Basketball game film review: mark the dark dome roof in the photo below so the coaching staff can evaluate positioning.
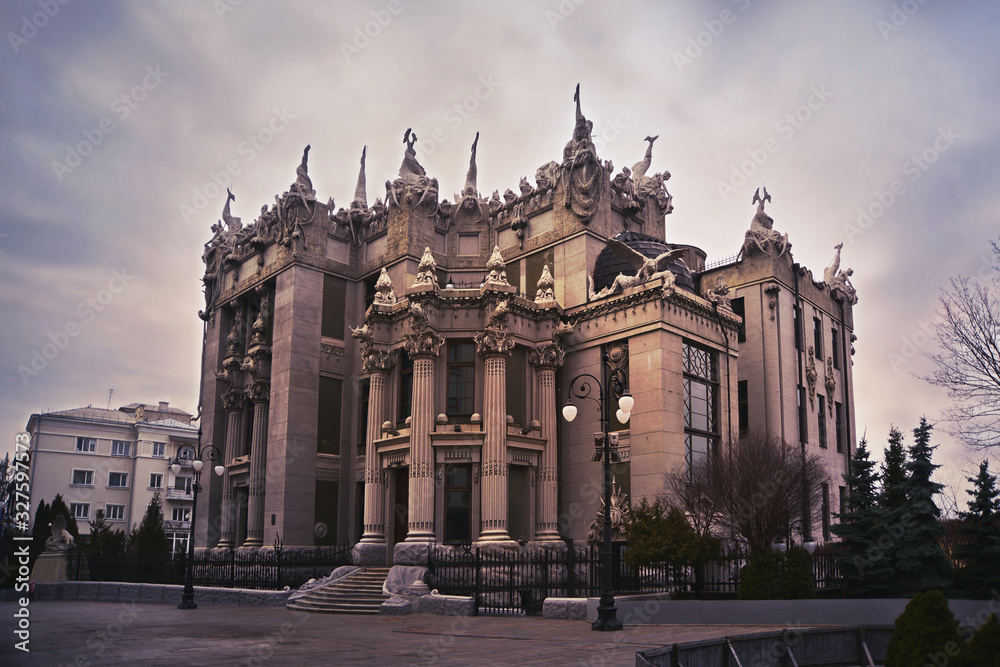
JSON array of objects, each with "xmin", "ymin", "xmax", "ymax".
[{"xmin": 593, "ymin": 231, "xmax": 696, "ymax": 294}]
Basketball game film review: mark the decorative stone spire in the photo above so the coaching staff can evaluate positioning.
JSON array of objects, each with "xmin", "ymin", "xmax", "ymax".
[
  {"xmin": 463, "ymin": 132, "xmax": 479, "ymax": 201},
  {"xmin": 353, "ymin": 146, "xmax": 368, "ymax": 207},
  {"xmin": 484, "ymin": 246, "xmax": 509, "ymax": 285},
  {"xmin": 413, "ymin": 247, "xmax": 438, "ymax": 287},
  {"xmin": 373, "ymin": 267, "xmax": 397, "ymax": 304},
  {"xmin": 535, "ymin": 264, "xmax": 555, "ymax": 303}
]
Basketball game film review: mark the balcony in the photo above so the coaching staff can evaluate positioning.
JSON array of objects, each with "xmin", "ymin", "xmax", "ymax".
[
  {"xmin": 164, "ymin": 520, "xmax": 191, "ymax": 531},
  {"xmin": 168, "ymin": 457, "xmax": 194, "ymax": 469},
  {"xmin": 166, "ymin": 487, "xmax": 193, "ymax": 501}
]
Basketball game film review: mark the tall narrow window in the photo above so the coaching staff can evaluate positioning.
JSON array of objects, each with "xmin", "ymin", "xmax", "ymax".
[
  {"xmin": 818, "ymin": 395, "xmax": 827, "ymax": 447},
  {"xmin": 506, "ymin": 346, "xmax": 527, "ymax": 428},
  {"xmin": 318, "ymin": 376, "xmax": 343, "ymax": 455},
  {"xmin": 793, "ymin": 305, "xmax": 803, "ymax": 350},
  {"xmin": 813, "ymin": 316, "xmax": 823, "ymax": 358},
  {"xmin": 321, "ymin": 274, "xmax": 347, "ymax": 339},
  {"xmin": 737, "ymin": 380, "xmax": 749, "ymax": 435},
  {"xmin": 731, "ymin": 297, "xmax": 746, "ymax": 343},
  {"xmin": 835, "ymin": 402, "xmax": 844, "ymax": 452},
  {"xmin": 831, "ymin": 327, "xmax": 840, "ymax": 369},
  {"xmin": 398, "ymin": 353, "xmax": 413, "ymax": 426},
  {"xmin": 446, "ymin": 341, "xmax": 475, "ymax": 418},
  {"xmin": 839, "ymin": 485, "xmax": 847, "ymax": 516},
  {"xmin": 444, "ymin": 463, "xmax": 472, "ymax": 544},
  {"xmin": 683, "ymin": 342, "xmax": 718, "ymax": 480},
  {"xmin": 821, "ymin": 483, "xmax": 831, "ymax": 541},
  {"xmin": 798, "ymin": 386, "xmax": 808, "ymax": 444},
  {"xmin": 359, "ymin": 379, "xmax": 370, "ymax": 449}
]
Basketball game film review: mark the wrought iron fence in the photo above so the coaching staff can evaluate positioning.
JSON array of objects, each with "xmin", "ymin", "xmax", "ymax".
[
  {"xmin": 70, "ymin": 543, "xmax": 353, "ymax": 590},
  {"xmin": 428, "ymin": 543, "xmax": 843, "ymax": 615}
]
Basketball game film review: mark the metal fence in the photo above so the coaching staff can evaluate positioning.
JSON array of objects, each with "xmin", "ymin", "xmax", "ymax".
[
  {"xmin": 69, "ymin": 543, "xmax": 353, "ymax": 590},
  {"xmin": 428, "ymin": 543, "xmax": 843, "ymax": 615}
]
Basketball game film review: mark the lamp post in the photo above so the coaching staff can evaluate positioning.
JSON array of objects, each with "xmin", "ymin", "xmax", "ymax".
[
  {"xmin": 173, "ymin": 440, "xmax": 224, "ymax": 609},
  {"xmin": 561, "ymin": 363, "xmax": 632, "ymax": 632}
]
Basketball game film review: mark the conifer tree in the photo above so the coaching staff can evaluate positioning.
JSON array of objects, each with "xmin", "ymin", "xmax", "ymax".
[
  {"xmin": 834, "ymin": 439, "xmax": 895, "ymax": 596},
  {"xmin": 880, "ymin": 427, "xmax": 908, "ymax": 513},
  {"xmin": 955, "ymin": 459, "xmax": 1000, "ymax": 595},
  {"xmin": 29, "ymin": 499, "xmax": 51, "ymax": 563},
  {"xmin": 892, "ymin": 418, "xmax": 951, "ymax": 596},
  {"xmin": 129, "ymin": 492, "xmax": 169, "ymax": 558}
]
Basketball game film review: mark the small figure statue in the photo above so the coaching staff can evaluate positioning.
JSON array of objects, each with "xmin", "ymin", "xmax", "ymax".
[
  {"xmin": 44, "ymin": 515, "xmax": 74, "ymax": 552},
  {"xmin": 742, "ymin": 187, "xmax": 790, "ymax": 258}
]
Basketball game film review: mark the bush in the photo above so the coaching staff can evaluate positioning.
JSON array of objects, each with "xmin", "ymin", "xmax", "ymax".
[
  {"xmin": 737, "ymin": 547, "xmax": 815, "ymax": 600},
  {"xmin": 966, "ymin": 614, "xmax": 1000, "ymax": 667},
  {"xmin": 885, "ymin": 590, "xmax": 965, "ymax": 667}
]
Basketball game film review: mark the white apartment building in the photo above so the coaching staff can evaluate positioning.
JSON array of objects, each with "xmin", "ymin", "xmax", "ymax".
[{"xmin": 26, "ymin": 401, "xmax": 199, "ymax": 555}]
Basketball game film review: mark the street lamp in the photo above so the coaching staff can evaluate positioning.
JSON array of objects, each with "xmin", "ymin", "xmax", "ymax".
[
  {"xmin": 562, "ymin": 364, "xmax": 632, "ymax": 632},
  {"xmin": 172, "ymin": 440, "xmax": 224, "ymax": 609}
]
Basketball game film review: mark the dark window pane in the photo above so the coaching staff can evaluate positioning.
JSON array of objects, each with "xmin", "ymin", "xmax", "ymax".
[
  {"xmin": 318, "ymin": 376, "xmax": 342, "ymax": 455},
  {"xmin": 322, "ymin": 274, "xmax": 347, "ymax": 339}
]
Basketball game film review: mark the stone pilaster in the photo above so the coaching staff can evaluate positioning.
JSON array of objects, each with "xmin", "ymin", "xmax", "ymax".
[
  {"xmin": 360, "ymin": 350, "xmax": 394, "ymax": 544},
  {"xmin": 403, "ymin": 331, "xmax": 443, "ymax": 542},
  {"xmin": 218, "ymin": 388, "xmax": 244, "ymax": 548},
  {"xmin": 529, "ymin": 343, "xmax": 565, "ymax": 541},
  {"xmin": 243, "ymin": 380, "xmax": 270, "ymax": 547},
  {"xmin": 475, "ymin": 329, "xmax": 515, "ymax": 542}
]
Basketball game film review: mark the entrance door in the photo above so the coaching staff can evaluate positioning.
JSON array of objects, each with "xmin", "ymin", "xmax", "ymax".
[
  {"xmin": 389, "ymin": 467, "xmax": 409, "ymax": 563},
  {"xmin": 236, "ymin": 487, "xmax": 249, "ymax": 546}
]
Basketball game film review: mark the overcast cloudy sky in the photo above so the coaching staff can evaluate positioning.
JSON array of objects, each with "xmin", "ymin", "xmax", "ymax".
[{"xmin": 3, "ymin": 1, "xmax": 998, "ymax": 494}]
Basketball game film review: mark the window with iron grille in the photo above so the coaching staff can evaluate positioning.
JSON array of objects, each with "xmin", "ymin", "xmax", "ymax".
[{"xmin": 683, "ymin": 342, "xmax": 718, "ymax": 480}]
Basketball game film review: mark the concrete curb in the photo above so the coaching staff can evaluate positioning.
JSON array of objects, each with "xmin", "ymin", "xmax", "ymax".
[{"xmin": 31, "ymin": 581, "xmax": 291, "ymax": 607}]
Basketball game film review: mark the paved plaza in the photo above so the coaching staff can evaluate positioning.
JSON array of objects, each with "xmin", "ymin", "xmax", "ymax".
[{"xmin": 0, "ymin": 600, "xmax": 820, "ymax": 666}]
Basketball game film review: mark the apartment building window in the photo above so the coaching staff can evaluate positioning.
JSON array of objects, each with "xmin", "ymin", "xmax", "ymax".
[
  {"xmin": 172, "ymin": 507, "xmax": 191, "ymax": 523},
  {"xmin": 106, "ymin": 504, "xmax": 125, "ymax": 521},
  {"xmin": 683, "ymin": 342, "xmax": 718, "ymax": 480},
  {"xmin": 76, "ymin": 437, "xmax": 96, "ymax": 453},
  {"xmin": 818, "ymin": 395, "xmax": 827, "ymax": 448},
  {"xmin": 111, "ymin": 440, "xmax": 130, "ymax": 457},
  {"xmin": 152, "ymin": 442, "xmax": 165, "ymax": 457},
  {"xmin": 70, "ymin": 503, "xmax": 90, "ymax": 520},
  {"xmin": 813, "ymin": 316, "xmax": 823, "ymax": 358},
  {"xmin": 175, "ymin": 476, "xmax": 192, "ymax": 493},
  {"xmin": 839, "ymin": 485, "xmax": 847, "ymax": 516},
  {"xmin": 149, "ymin": 473, "xmax": 163, "ymax": 489},
  {"xmin": 108, "ymin": 472, "xmax": 129, "ymax": 488},
  {"xmin": 447, "ymin": 341, "xmax": 476, "ymax": 417},
  {"xmin": 835, "ymin": 402, "xmax": 845, "ymax": 453},
  {"xmin": 71, "ymin": 469, "xmax": 94, "ymax": 486}
]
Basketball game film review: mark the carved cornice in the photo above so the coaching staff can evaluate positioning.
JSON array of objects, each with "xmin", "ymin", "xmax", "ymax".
[
  {"xmin": 321, "ymin": 342, "xmax": 345, "ymax": 359},
  {"xmin": 570, "ymin": 281, "xmax": 742, "ymax": 332},
  {"xmin": 528, "ymin": 343, "xmax": 565, "ymax": 369},
  {"xmin": 403, "ymin": 329, "xmax": 444, "ymax": 359},
  {"xmin": 475, "ymin": 329, "xmax": 514, "ymax": 357}
]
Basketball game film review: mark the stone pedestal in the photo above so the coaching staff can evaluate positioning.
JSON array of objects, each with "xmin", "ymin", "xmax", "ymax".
[
  {"xmin": 30, "ymin": 551, "xmax": 69, "ymax": 582},
  {"xmin": 352, "ymin": 542, "xmax": 388, "ymax": 566}
]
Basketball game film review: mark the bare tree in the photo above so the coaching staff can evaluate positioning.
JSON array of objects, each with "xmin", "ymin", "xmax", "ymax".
[
  {"xmin": 663, "ymin": 430, "xmax": 828, "ymax": 553},
  {"xmin": 925, "ymin": 244, "xmax": 1000, "ymax": 452}
]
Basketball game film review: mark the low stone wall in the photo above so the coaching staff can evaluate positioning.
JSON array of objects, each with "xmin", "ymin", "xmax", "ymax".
[
  {"xmin": 32, "ymin": 581, "xmax": 291, "ymax": 607},
  {"xmin": 542, "ymin": 597, "xmax": 588, "ymax": 620},
  {"xmin": 596, "ymin": 595, "xmax": 1000, "ymax": 628}
]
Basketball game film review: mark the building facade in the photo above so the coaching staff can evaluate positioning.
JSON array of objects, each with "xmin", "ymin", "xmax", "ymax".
[
  {"xmin": 195, "ymin": 90, "xmax": 858, "ymax": 562},
  {"xmin": 26, "ymin": 402, "xmax": 199, "ymax": 554}
]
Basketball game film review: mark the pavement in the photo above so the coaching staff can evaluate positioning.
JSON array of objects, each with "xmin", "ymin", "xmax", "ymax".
[{"xmin": 0, "ymin": 600, "xmax": 823, "ymax": 666}]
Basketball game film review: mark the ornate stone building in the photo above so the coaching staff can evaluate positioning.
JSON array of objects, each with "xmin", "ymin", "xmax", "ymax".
[{"xmin": 195, "ymin": 88, "xmax": 857, "ymax": 562}]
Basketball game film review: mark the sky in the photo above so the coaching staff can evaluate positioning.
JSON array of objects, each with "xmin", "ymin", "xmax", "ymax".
[{"xmin": 2, "ymin": 0, "xmax": 999, "ymax": 501}]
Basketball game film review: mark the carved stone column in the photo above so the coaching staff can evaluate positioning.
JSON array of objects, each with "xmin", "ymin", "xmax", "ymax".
[
  {"xmin": 403, "ymin": 331, "xmax": 443, "ymax": 542},
  {"xmin": 243, "ymin": 380, "xmax": 269, "ymax": 547},
  {"xmin": 360, "ymin": 350, "xmax": 395, "ymax": 545},
  {"xmin": 217, "ymin": 388, "xmax": 244, "ymax": 548},
  {"xmin": 529, "ymin": 343, "xmax": 565, "ymax": 541},
  {"xmin": 475, "ymin": 329, "xmax": 515, "ymax": 542}
]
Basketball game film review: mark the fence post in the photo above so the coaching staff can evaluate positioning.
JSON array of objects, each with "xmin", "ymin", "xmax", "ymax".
[
  {"xmin": 567, "ymin": 542, "xmax": 576, "ymax": 598},
  {"xmin": 474, "ymin": 548, "xmax": 481, "ymax": 617},
  {"xmin": 229, "ymin": 544, "xmax": 235, "ymax": 588}
]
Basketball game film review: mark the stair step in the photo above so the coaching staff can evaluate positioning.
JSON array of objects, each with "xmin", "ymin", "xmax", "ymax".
[{"xmin": 288, "ymin": 566, "xmax": 392, "ymax": 615}]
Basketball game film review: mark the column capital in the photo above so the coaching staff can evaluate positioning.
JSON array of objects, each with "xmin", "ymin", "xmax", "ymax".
[
  {"xmin": 249, "ymin": 379, "xmax": 270, "ymax": 403},
  {"xmin": 362, "ymin": 347, "xmax": 397, "ymax": 373},
  {"xmin": 475, "ymin": 329, "xmax": 514, "ymax": 357},
  {"xmin": 528, "ymin": 343, "xmax": 566, "ymax": 369},
  {"xmin": 221, "ymin": 388, "xmax": 245, "ymax": 411},
  {"xmin": 404, "ymin": 330, "xmax": 444, "ymax": 359}
]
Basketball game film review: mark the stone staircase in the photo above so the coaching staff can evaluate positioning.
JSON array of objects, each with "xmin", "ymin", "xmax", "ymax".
[{"xmin": 286, "ymin": 567, "xmax": 391, "ymax": 614}]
